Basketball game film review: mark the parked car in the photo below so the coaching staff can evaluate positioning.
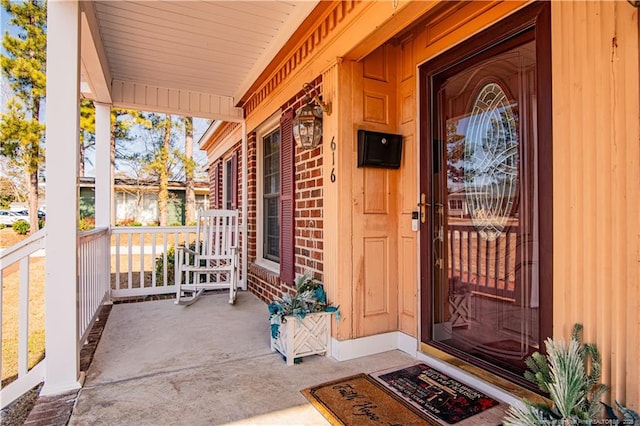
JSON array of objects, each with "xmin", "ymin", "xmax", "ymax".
[
  {"xmin": 10, "ymin": 208, "xmax": 45, "ymax": 220},
  {"xmin": 0, "ymin": 210, "xmax": 26, "ymax": 226}
]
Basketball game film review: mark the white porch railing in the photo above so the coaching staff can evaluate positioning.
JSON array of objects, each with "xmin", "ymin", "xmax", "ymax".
[
  {"xmin": 110, "ymin": 226, "xmax": 196, "ymax": 298},
  {"xmin": 1, "ymin": 225, "xmax": 198, "ymax": 409},
  {"xmin": 78, "ymin": 227, "xmax": 111, "ymax": 345},
  {"xmin": 0, "ymin": 228, "xmax": 47, "ymax": 409}
]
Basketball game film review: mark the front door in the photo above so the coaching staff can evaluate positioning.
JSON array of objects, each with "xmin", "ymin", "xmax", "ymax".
[{"xmin": 419, "ymin": 4, "xmax": 552, "ymax": 386}]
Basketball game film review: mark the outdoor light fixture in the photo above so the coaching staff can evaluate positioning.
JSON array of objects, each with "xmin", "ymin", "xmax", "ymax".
[{"xmin": 292, "ymin": 82, "xmax": 332, "ymax": 150}]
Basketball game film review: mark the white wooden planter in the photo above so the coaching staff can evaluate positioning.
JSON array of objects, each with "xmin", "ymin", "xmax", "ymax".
[{"xmin": 270, "ymin": 311, "xmax": 332, "ymax": 365}]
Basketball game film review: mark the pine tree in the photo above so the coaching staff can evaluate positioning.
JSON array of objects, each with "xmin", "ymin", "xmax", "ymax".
[
  {"xmin": 143, "ymin": 114, "xmax": 176, "ymax": 226},
  {"xmin": 183, "ymin": 116, "xmax": 196, "ymax": 224},
  {"xmin": 0, "ymin": 0, "xmax": 47, "ymax": 233},
  {"xmin": 79, "ymin": 99, "xmax": 96, "ymax": 177}
]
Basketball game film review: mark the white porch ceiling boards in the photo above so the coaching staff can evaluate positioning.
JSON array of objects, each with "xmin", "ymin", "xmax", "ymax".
[{"xmin": 82, "ymin": 1, "xmax": 319, "ymax": 120}]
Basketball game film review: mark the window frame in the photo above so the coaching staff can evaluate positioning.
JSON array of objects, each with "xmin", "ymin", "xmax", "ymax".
[
  {"xmin": 223, "ymin": 156, "xmax": 233, "ymax": 210},
  {"xmin": 255, "ymin": 113, "xmax": 282, "ymax": 273}
]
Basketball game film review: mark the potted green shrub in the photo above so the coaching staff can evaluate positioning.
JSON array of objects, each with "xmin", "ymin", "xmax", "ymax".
[
  {"xmin": 503, "ymin": 324, "xmax": 639, "ymax": 425},
  {"xmin": 268, "ymin": 271, "xmax": 339, "ymax": 365}
]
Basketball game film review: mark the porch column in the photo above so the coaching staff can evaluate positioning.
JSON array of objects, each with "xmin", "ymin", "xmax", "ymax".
[
  {"xmin": 42, "ymin": 0, "xmax": 82, "ymax": 395},
  {"xmin": 321, "ymin": 61, "xmax": 352, "ymax": 340},
  {"xmin": 94, "ymin": 102, "xmax": 112, "ymax": 228},
  {"xmin": 241, "ymin": 121, "xmax": 248, "ymax": 290}
]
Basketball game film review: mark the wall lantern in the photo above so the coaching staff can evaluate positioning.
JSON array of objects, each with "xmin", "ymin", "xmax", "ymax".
[{"xmin": 292, "ymin": 82, "xmax": 332, "ymax": 150}]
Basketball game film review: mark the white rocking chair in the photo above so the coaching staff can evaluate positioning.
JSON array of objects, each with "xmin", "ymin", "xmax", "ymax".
[{"xmin": 175, "ymin": 209, "xmax": 239, "ymax": 306}]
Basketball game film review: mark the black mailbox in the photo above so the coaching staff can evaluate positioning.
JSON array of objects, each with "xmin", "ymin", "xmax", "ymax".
[{"xmin": 357, "ymin": 130, "xmax": 403, "ymax": 169}]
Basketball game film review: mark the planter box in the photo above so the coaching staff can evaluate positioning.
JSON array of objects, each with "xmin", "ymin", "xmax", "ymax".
[{"xmin": 270, "ymin": 311, "xmax": 332, "ymax": 365}]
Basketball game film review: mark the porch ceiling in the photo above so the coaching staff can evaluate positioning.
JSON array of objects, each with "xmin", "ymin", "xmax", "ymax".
[{"xmin": 80, "ymin": 1, "xmax": 319, "ymax": 120}]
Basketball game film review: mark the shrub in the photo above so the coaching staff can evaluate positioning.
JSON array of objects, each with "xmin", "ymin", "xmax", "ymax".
[
  {"xmin": 38, "ymin": 218, "xmax": 45, "ymax": 229},
  {"xmin": 116, "ymin": 218, "xmax": 142, "ymax": 227},
  {"xmin": 0, "ymin": 223, "xmax": 6, "ymax": 230},
  {"xmin": 12, "ymin": 220, "xmax": 30, "ymax": 235},
  {"xmin": 79, "ymin": 217, "xmax": 95, "ymax": 231},
  {"xmin": 169, "ymin": 222, "xmax": 182, "ymax": 226},
  {"xmin": 155, "ymin": 242, "xmax": 198, "ymax": 285}
]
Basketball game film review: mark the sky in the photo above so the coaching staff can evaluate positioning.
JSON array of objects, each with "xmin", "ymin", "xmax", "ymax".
[
  {"xmin": 1, "ymin": 5, "xmax": 13, "ymax": 113},
  {"xmin": 84, "ymin": 116, "xmax": 212, "ymax": 179}
]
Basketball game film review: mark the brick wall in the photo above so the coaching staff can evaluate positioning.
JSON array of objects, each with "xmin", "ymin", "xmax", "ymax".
[
  {"xmin": 246, "ymin": 77, "xmax": 324, "ymax": 303},
  {"xmin": 247, "ymin": 132, "xmax": 258, "ymax": 264},
  {"xmin": 207, "ymin": 143, "xmax": 243, "ymax": 210}
]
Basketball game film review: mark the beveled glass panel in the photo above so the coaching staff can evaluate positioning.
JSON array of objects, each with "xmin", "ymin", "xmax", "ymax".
[{"xmin": 432, "ymin": 40, "xmax": 539, "ymax": 377}]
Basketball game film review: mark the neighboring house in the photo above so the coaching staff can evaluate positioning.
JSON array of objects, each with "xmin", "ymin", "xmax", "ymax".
[
  {"xmin": 78, "ymin": 177, "xmax": 209, "ymax": 225},
  {"xmin": 199, "ymin": 1, "xmax": 640, "ymax": 408}
]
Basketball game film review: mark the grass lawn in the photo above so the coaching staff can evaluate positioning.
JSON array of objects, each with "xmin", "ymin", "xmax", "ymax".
[{"xmin": 1, "ymin": 258, "xmax": 46, "ymax": 387}]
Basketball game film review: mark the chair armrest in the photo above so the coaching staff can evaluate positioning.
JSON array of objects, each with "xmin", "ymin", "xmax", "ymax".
[{"xmin": 177, "ymin": 246, "xmax": 197, "ymax": 255}]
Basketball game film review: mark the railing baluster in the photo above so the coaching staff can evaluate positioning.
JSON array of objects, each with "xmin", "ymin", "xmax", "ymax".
[
  {"xmin": 475, "ymin": 229, "xmax": 481, "ymax": 287},
  {"xmin": 139, "ymin": 231, "xmax": 144, "ymax": 288},
  {"xmin": 18, "ymin": 256, "xmax": 30, "ymax": 377},
  {"xmin": 458, "ymin": 229, "xmax": 463, "ymax": 283},
  {"xmin": 449, "ymin": 228, "xmax": 455, "ymax": 281},
  {"xmin": 115, "ymin": 234, "xmax": 121, "ymax": 291},
  {"xmin": 127, "ymin": 233, "xmax": 133, "ymax": 289},
  {"xmin": 151, "ymin": 233, "xmax": 157, "ymax": 287},
  {"xmin": 505, "ymin": 230, "xmax": 511, "ymax": 295},
  {"xmin": 494, "ymin": 237, "xmax": 500, "ymax": 290},
  {"xmin": 466, "ymin": 230, "xmax": 472, "ymax": 287}
]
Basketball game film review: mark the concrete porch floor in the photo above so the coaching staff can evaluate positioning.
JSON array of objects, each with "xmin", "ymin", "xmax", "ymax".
[{"xmin": 68, "ymin": 291, "xmax": 509, "ymax": 425}]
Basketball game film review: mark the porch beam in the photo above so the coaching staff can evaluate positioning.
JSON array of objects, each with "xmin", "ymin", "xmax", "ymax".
[
  {"xmin": 42, "ymin": 0, "xmax": 82, "ymax": 396},
  {"xmin": 79, "ymin": 1, "xmax": 112, "ymax": 103},
  {"xmin": 111, "ymin": 80, "xmax": 244, "ymax": 122},
  {"xmin": 94, "ymin": 103, "xmax": 112, "ymax": 228}
]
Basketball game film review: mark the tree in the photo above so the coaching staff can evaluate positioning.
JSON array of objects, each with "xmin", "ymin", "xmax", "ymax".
[
  {"xmin": 157, "ymin": 115, "xmax": 172, "ymax": 226},
  {"xmin": 0, "ymin": 0, "xmax": 47, "ymax": 233},
  {"xmin": 79, "ymin": 99, "xmax": 96, "ymax": 177},
  {"xmin": 182, "ymin": 116, "xmax": 196, "ymax": 224},
  {"xmin": 143, "ymin": 114, "xmax": 175, "ymax": 226}
]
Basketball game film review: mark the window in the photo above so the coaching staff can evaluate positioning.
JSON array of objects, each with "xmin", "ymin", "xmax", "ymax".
[
  {"xmin": 224, "ymin": 158, "xmax": 233, "ymax": 210},
  {"xmin": 262, "ymin": 129, "xmax": 280, "ymax": 262},
  {"xmin": 256, "ymin": 110, "xmax": 295, "ymax": 282}
]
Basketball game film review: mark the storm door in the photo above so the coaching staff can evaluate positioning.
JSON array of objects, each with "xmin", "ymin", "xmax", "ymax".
[{"xmin": 419, "ymin": 3, "xmax": 552, "ymax": 385}]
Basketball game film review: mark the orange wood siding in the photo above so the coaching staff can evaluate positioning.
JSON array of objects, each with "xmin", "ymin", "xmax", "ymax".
[
  {"xmin": 204, "ymin": 2, "xmax": 639, "ymax": 407},
  {"xmin": 352, "ymin": 45, "xmax": 400, "ymax": 337},
  {"xmin": 551, "ymin": 1, "xmax": 640, "ymax": 409},
  {"xmin": 398, "ymin": 32, "xmax": 418, "ymax": 337}
]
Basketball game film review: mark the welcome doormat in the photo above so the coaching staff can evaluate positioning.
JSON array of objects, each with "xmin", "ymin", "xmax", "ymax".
[
  {"xmin": 372, "ymin": 364, "xmax": 499, "ymax": 424},
  {"xmin": 302, "ymin": 373, "xmax": 440, "ymax": 425}
]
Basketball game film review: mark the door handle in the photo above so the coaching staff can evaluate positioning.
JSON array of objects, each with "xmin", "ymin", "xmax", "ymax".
[{"xmin": 419, "ymin": 193, "xmax": 428, "ymax": 223}]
